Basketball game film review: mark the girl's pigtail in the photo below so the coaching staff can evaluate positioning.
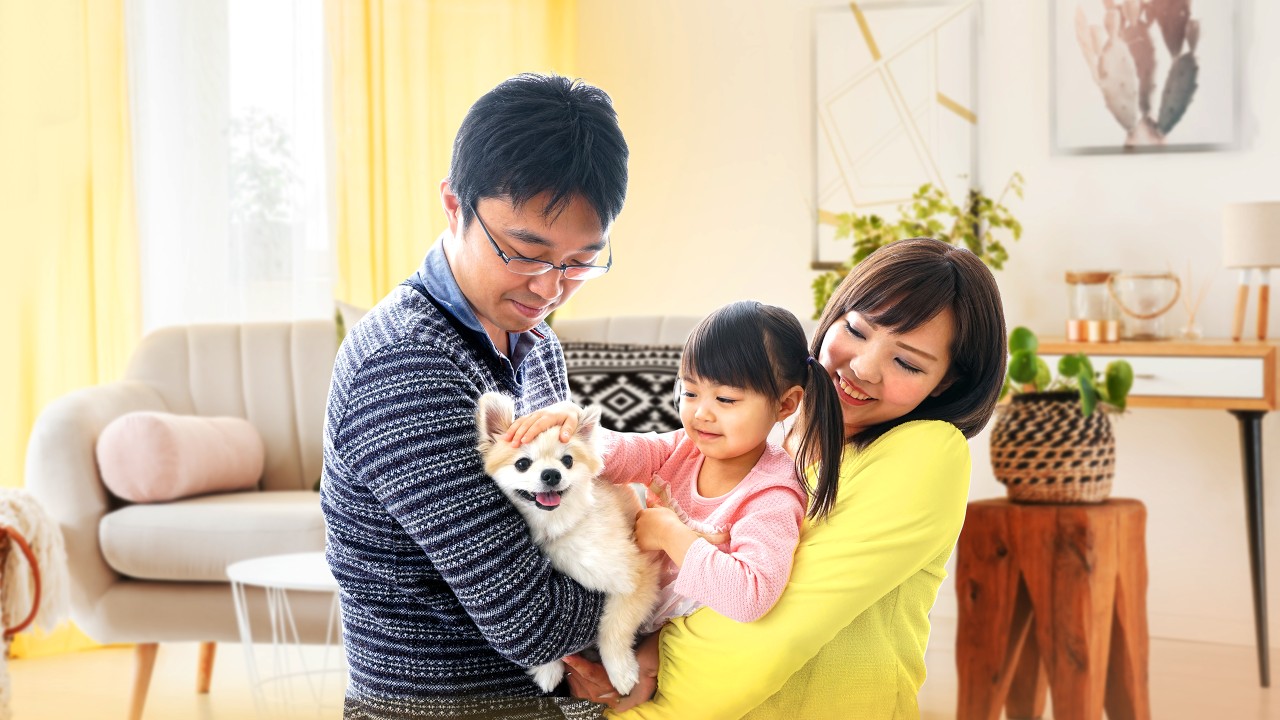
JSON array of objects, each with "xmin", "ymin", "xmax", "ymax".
[{"xmin": 795, "ymin": 356, "xmax": 845, "ymax": 521}]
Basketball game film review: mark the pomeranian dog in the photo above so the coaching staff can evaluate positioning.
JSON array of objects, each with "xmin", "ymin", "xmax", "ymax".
[{"xmin": 476, "ymin": 392, "xmax": 660, "ymax": 696}]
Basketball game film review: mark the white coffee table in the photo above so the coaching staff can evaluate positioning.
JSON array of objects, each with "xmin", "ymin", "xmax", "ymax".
[{"xmin": 227, "ymin": 551, "xmax": 345, "ymax": 716}]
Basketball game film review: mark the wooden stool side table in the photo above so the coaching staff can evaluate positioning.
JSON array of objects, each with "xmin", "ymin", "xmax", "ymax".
[{"xmin": 955, "ymin": 498, "xmax": 1150, "ymax": 720}]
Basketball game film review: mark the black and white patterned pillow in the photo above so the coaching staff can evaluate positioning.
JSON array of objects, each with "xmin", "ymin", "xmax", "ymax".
[{"xmin": 560, "ymin": 342, "xmax": 684, "ymax": 433}]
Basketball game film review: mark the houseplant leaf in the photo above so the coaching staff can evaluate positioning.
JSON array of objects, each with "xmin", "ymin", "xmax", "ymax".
[
  {"xmin": 1034, "ymin": 358, "xmax": 1052, "ymax": 392},
  {"xmin": 814, "ymin": 173, "xmax": 1024, "ymax": 318},
  {"xmin": 1079, "ymin": 373, "xmax": 1099, "ymax": 417},
  {"xmin": 1105, "ymin": 360, "xmax": 1135, "ymax": 411},
  {"xmin": 1009, "ymin": 326, "xmax": 1038, "ymax": 354},
  {"xmin": 1078, "ymin": 354, "xmax": 1096, "ymax": 380},
  {"xmin": 1009, "ymin": 349, "xmax": 1038, "ymax": 384},
  {"xmin": 1058, "ymin": 354, "xmax": 1083, "ymax": 377}
]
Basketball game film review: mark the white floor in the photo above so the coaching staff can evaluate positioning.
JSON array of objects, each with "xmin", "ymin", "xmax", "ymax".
[{"xmin": 8, "ymin": 617, "xmax": 1278, "ymax": 719}]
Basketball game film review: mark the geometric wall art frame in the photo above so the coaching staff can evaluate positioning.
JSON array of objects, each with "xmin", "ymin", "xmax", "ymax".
[
  {"xmin": 1050, "ymin": 0, "xmax": 1241, "ymax": 155},
  {"xmin": 813, "ymin": 0, "xmax": 979, "ymax": 269}
]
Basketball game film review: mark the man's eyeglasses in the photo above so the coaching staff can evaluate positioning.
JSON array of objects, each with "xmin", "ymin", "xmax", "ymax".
[{"xmin": 470, "ymin": 203, "xmax": 612, "ymax": 281}]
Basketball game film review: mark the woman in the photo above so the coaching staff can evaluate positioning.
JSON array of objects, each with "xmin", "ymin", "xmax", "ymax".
[{"xmin": 565, "ymin": 237, "xmax": 1007, "ymax": 719}]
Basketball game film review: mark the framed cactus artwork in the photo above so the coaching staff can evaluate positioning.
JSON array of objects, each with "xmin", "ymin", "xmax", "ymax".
[{"xmin": 1051, "ymin": 0, "xmax": 1240, "ymax": 155}]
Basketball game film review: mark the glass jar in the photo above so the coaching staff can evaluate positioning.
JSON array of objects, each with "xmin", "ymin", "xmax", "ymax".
[
  {"xmin": 1107, "ymin": 271, "xmax": 1182, "ymax": 341},
  {"xmin": 1065, "ymin": 271, "xmax": 1119, "ymax": 342}
]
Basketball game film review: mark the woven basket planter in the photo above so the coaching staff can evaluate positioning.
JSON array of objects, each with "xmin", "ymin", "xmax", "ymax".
[{"xmin": 989, "ymin": 391, "xmax": 1115, "ymax": 504}]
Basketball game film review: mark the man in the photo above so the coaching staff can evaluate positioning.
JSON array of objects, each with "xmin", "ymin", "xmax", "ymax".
[{"xmin": 321, "ymin": 74, "xmax": 628, "ymax": 718}]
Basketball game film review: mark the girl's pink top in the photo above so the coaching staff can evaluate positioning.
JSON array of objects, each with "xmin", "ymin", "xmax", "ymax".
[{"xmin": 600, "ymin": 428, "xmax": 805, "ymax": 623}]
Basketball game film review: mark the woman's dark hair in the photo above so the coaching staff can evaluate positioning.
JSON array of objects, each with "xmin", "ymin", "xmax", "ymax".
[
  {"xmin": 682, "ymin": 301, "xmax": 845, "ymax": 520},
  {"xmin": 448, "ymin": 73, "xmax": 629, "ymax": 230},
  {"xmin": 810, "ymin": 237, "xmax": 1007, "ymax": 454}
]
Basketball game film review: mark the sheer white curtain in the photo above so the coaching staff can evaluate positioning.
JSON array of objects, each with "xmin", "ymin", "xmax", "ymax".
[{"xmin": 128, "ymin": 0, "xmax": 331, "ymax": 332}]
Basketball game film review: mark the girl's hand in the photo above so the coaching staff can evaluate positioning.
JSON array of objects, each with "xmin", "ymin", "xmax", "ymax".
[
  {"xmin": 502, "ymin": 400, "xmax": 583, "ymax": 446},
  {"xmin": 634, "ymin": 506, "xmax": 682, "ymax": 554},
  {"xmin": 640, "ymin": 491, "xmax": 729, "ymax": 548},
  {"xmin": 564, "ymin": 633, "xmax": 660, "ymax": 711},
  {"xmin": 635, "ymin": 504, "xmax": 730, "ymax": 567}
]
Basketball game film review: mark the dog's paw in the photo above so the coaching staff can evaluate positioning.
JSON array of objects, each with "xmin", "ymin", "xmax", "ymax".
[
  {"xmin": 528, "ymin": 661, "xmax": 565, "ymax": 693},
  {"xmin": 603, "ymin": 652, "xmax": 640, "ymax": 696}
]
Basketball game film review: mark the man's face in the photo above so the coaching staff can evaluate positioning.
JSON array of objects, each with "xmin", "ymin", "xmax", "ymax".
[{"xmin": 441, "ymin": 182, "xmax": 607, "ymax": 344}]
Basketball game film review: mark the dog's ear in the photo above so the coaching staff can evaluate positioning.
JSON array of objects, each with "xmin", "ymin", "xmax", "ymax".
[
  {"xmin": 476, "ymin": 392, "xmax": 515, "ymax": 448},
  {"xmin": 574, "ymin": 405, "xmax": 602, "ymax": 445}
]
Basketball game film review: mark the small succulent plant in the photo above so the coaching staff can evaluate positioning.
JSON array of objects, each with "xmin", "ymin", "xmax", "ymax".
[
  {"xmin": 1001, "ymin": 326, "xmax": 1135, "ymax": 417},
  {"xmin": 1073, "ymin": 0, "xmax": 1200, "ymax": 147}
]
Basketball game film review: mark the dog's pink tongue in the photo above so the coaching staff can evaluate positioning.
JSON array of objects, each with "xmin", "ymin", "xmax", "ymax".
[{"xmin": 535, "ymin": 492, "xmax": 561, "ymax": 507}]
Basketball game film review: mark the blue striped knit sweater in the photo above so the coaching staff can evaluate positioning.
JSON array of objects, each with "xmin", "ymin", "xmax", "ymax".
[{"xmin": 320, "ymin": 256, "xmax": 605, "ymax": 715}]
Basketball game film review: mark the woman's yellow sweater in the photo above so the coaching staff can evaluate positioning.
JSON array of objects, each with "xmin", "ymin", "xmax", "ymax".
[{"xmin": 610, "ymin": 420, "xmax": 970, "ymax": 720}]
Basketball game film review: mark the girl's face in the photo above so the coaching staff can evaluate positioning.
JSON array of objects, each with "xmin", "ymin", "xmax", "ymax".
[
  {"xmin": 818, "ymin": 307, "xmax": 956, "ymax": 438},
  {"xmin": 678, "ymin": 375, "xmax": 800, "ymax": 463}
]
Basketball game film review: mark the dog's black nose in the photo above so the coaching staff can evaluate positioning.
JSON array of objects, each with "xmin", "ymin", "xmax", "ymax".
[{"xmin": 541, "ymin": 468, "xmax": 561, "ymax": 486}]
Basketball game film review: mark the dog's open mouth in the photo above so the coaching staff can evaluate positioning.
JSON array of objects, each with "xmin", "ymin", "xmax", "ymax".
[{"xmin": 515, "ymin": 489, "xmax": 565, "ymax": 511}]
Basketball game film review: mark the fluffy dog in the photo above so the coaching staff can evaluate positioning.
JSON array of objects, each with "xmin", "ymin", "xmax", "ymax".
[{"xmin": 476, "ymin": 392, "xmax": 660, "ymax": 696}]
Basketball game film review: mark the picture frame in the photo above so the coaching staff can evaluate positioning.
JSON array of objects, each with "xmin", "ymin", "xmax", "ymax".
[
  {"xmin": 812, "ymin": 0, "xmax": 979, "ymax": 270},
  {"xmin": 1050, "ymin": 0, "xmax": 1241, "ymax": 155}
]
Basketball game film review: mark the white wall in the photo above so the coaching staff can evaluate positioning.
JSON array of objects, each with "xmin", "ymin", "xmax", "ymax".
[{"xmin": 569, "ymin": 0, "xmax": 1280, "ymax": 649}]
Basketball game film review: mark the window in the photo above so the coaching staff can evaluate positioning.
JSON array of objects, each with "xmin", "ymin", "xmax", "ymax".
[{"xmin": 128, "ymin": 0, "xmax": 330, "ymax": 330}]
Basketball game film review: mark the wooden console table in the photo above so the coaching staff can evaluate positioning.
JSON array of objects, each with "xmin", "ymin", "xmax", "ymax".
[{"xmin": 1040, "ymin": 337, "xmax": 1277, "ymax": 687}]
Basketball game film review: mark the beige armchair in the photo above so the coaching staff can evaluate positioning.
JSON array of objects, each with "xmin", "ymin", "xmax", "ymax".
[{"xmin": 26, "ymin": 320, "xmax": 340, "ymax": 719}]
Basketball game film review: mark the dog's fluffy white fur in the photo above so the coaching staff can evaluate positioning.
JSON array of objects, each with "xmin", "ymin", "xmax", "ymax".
[{"xmin": 476, "ymin": 393, "xmax": 660, "ymax": 696}]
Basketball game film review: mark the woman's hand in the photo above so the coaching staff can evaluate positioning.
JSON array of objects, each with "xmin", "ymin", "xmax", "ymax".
[
  {"xmin": 564, "ymin": 632, "xmax": 660, "ymax": 712},
  {"xmin": 503, "ymin": 400, "xmax": 583, "ymax": 446}
]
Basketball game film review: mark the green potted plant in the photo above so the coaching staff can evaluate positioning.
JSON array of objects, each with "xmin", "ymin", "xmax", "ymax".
[
  {"xmin": 990, "ymin": 326, "xmax": 1135, "ymax": 504},
  {"xmin": 812, "ymin": 172, "xmax": 1025, "ymax": 318}
]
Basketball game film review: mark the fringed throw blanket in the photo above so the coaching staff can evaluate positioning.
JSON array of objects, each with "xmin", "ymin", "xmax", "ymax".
[{"xmin": 0, "ymin": 488, "xmax": 71, "ymax": 719}]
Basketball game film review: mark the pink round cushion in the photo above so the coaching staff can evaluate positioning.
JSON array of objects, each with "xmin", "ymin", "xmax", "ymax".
[{"xmin": 96, "ymin": 412, "xmax": 265, "ymax": 503}]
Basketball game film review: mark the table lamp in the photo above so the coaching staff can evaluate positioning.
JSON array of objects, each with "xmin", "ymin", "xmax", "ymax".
[{"xmin": 1223, "ymin": 201, "xmax": 1280, "ymax": 341}]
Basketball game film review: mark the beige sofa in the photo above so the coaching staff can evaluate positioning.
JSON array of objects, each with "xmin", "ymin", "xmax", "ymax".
[
  {"xmin": 552, "ymin": 315, "xmax": 703, "ymax": 344},
  {"xmin": 24, "ymin": 313, "xmax": 725, "ymax": 718},
  {"xmin": 554, "ymin": 314, "xmax": 818, "ymax": 345}
]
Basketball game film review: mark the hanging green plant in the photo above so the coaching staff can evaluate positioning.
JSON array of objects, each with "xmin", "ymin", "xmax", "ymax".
[{"xmin": 812, "ymin": 172, "xmax": 1025, "ymax": 318}]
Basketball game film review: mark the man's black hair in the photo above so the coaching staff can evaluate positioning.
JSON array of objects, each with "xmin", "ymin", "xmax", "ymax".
[{"xmin": 448, "ymin": 73, "xmax": 628, "ymax": 230}]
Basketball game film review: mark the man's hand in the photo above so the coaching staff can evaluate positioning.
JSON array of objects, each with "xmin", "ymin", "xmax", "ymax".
[
  {"xmin": 564, "ymin": 632, "xmax": 660, "ymax": 712},
  {"xmin": 502, "ymin": 400, "xmax": 583, "ymax": 446}
]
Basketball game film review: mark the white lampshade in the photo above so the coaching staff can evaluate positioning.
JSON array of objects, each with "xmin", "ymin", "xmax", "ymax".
[{"xmin": 1223, "ymin": 201, "xmax": 1280, "ymax": 268}]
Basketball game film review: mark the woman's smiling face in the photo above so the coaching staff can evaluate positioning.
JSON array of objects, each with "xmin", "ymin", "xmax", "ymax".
[{"xmin": 817, "ymin": 307, "xmax": 956, "ymax": 438}]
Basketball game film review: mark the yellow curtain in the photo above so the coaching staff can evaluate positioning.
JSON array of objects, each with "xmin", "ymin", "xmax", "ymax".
[
  {"xmin": 326, "ymin": 0, "xmax": 578, "ymax": 308},
  {"xmin": 0, "ymin": 0, "xmax": 140, "ymax": 657}
]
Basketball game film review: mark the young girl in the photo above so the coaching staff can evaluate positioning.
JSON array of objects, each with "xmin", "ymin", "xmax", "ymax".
[{"xmin": 506, "ymin": 300, "xmax": 844, "ymax": 632}]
